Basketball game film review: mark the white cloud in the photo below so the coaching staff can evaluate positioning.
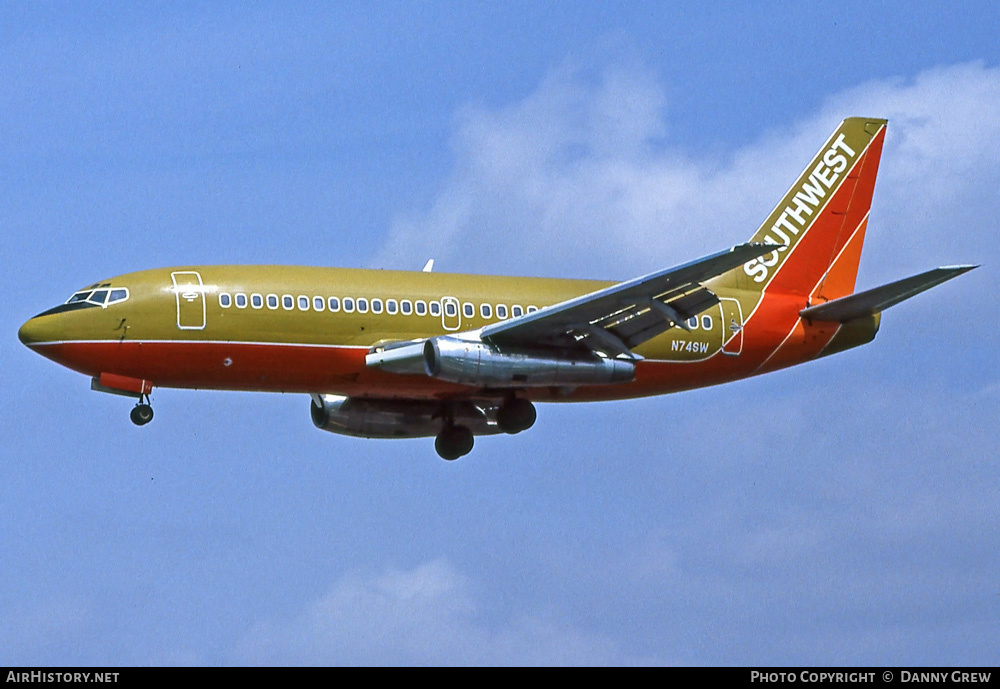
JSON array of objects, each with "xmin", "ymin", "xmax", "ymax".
[
  {"xmin": 371, "ymin": 61, "xmax": 1000, "ymax": 289},
  {"xmin": 234, "ymin": 558, "xmax": 659, "ymax": 665}
]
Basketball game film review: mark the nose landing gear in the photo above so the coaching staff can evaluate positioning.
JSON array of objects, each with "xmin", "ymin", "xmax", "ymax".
[
  {"xmin": 130, "ymin": 394, "xmax": 154, "ymax": 426},
  {"xmin": 90, "ymin": 375, "xmax": 155, "ymax": 427}
]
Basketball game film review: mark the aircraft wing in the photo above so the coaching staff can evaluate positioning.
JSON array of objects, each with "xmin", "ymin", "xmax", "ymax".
[{"xmin": 480, "ymin": 242, "xmax": 776, "ymax": 357}]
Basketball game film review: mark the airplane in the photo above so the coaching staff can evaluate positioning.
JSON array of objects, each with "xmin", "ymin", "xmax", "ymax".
[{"xmin": 18, "ymin": 117, "xmax": 977, "ymax": 460}]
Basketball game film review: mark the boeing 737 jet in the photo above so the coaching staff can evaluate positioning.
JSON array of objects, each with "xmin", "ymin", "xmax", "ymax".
[{"xmin": 18, "ymin": 117, "xmax": 976, "ymax": 459}]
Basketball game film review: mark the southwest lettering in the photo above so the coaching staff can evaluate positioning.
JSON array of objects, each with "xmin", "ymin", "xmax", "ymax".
[
  {"xmin": 759, "ymin": 249, "xmax": 780, "ymax": 267},
  {"xmin": 823, "ymin": 149, "xmax": 848, "ymax": 172},
  {"xmin": 770, "ymin": 226, "xmax": 791, "ymax": 247},
  {"xmin": 774, "ymin": 212, "xmax": 799, "ymax": 235},
  {"xmin": 796, "ymin": 174, "xmax": 827, "ymax": 206},
  {"xmin": 813, "ymin": 164, "xmax": 838, "ymax": 188},
  {"xmin": 742, "ymin": 127, "xmax": 861, "ymax": 284},
  {"xmin": 830, "ymin": 132, "xmax": 856, "ymax": 156},
  {"xmin": 786, "ymin": 193, "xmax": 815, "ymax": 224},
  {"xmin": 744, "ymin": 258, "xmax": 768, "ymax": 282}
]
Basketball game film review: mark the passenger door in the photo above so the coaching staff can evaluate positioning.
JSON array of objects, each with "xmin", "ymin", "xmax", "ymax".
[{"xmin": 171, "ymin": 271, "xmax": 206, "ymax": 330}]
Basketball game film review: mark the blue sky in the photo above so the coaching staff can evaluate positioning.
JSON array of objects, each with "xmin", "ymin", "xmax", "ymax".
[{"xmin": 1, "ymin": 2, "xmax": 998, "ymax": 665}]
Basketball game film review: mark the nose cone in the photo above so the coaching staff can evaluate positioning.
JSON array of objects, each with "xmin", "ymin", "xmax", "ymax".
[
  {"xmin": 18, "ymin": 314, "xmax": 62, "ymax": 348},
  {"xmin": 18, "ymin": 316, "xmax": 42, "ymax": 346}
]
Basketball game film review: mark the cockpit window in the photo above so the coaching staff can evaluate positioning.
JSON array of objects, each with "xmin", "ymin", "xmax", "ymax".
[{"xmin": 65, "ymin": 287, "xmax": 129, "ymax": 307}]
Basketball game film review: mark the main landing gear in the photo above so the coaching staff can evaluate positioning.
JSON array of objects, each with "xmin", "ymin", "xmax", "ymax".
[
  {"xmin": 433, "ymin": 398, "xmax": 537, "ymax": 461},
  {"xmin": 496, "ymin": 397, "xmax": 536, "ymax": 434},
  {"xmin": 435, "ymin": 424, "xmax": 474, "ymax": 461},
  {"xmin": 130, "ymin": 394, "xmax": 154, "ymax": 426}
]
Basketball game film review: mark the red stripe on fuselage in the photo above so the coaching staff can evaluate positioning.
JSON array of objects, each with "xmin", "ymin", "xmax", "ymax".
[{"xmin": 28, "ymin": 323, "xmax": 801, "ymax": 404}]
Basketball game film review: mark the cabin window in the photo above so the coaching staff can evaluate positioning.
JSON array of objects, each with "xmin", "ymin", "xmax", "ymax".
[
  {"xmin": 251, "ymin": 294, "xmax": 264, "ymax": 309},
  {"xmin": 401, "ymin": 300, "xmax": 413, "ymax": 315},
  {"xmin": 219, "ymin": 293, "xmax": 232, "ymax": 308},
  {"xmin": 282, "ymin": 295, "xmax": 294, "ymax": 310},
  {"xmin": 343, "ymin": 297, "xmax": 355, "ymax": 313},
  {"xmin": 266, "ymin": 294, "xmax": 279, "ymax": 309},
  {"xmin": 386, "ymin": 299, "xmax": 398, "ymax": 315},
  {"xmin": 357, "ymin": 298, "xmax": 369, "ymax": 314},
  {"xmin": 235, "ymin": 293, "xmax": 248, "ymax": 309},
  {"xmin": 371, "ymin": 298, "xmax": 383, "ymax": 314},
  {"xmin": 430, "ymin": 301, "xmax": 441, "ymax": 316},
  {"xmin": 512, "ymin": 305, "xmax": 523, "ymax": 318},
  {"xmin": 108, "ymin": 289, "xmax": 129, "ymax": 305},
  {"xmin": 702, "ymin": 315, "xmax": 712, "ymax": 330},
  {"xmin": 496, "ymin": 304, "xmax": 508, "ymax": 319},
  {"xmin": 442, "ymin": 301, "xmax": 454, "ymax": 318},
  {"xmin": 463, "ymin": 302, "xmax": 474, "ymax": 318},
  {"xmin": 313, "ymin": 296, "xmax": 325, "ymax": 312},
  {"xmin": 328, "ymin": 297, "xmax": 340, "ymax": 312},
  {"xmin": 297, "ymin": 296, "xmax": 310, "ymax": 311},
  {"xmin": 687, "ymin": 317, "xmax": 698, "ymax": 330},
  {"xmin": 415, "ymin": 300, "xmax": 427, "ymax": 316},
  {"xmin": 527, "ymin": 305, "xmax": 538, "ymax": 313},
  {"xmin": 481, "ymin": 303, "xmax": 492, "ymax": 319}
]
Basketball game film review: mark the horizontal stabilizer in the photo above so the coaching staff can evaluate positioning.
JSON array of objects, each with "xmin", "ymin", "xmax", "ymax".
[{"xmin": 800, "ymin": 265, "xmax": 978, "ymax": 323}]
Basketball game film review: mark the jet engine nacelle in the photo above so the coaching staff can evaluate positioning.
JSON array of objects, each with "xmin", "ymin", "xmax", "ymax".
[
  {"xmin": 366, "ymin": 336, "xmax": 635, "ymax": 388},
  {"xmin": 310, "ymin": 394, "xmax": 501, "ymax": 439},
  {"xmin": 423, "ymin": 336, "xmax": 635, "ymax": 387}
]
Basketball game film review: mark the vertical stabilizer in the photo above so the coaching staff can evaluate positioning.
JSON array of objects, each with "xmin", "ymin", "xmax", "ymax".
[{"xmin": 717, "ymin": 117, "xmax": 887, "ymax": 301}]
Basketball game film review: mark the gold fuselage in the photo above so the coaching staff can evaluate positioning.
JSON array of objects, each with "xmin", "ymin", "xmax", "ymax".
[
  {"xmin": 18, "ymin": 119, "xmax": 891, "ymax": 405},
  {"xmin": 18, "ymin": 265, "xmax": 877, "ymax": 403}
]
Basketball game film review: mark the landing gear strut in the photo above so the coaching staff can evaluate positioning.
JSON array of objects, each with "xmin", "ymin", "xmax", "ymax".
[
  {"xmin": 130, "ymin": 394, "xmax": 154, "ymax": 426},
  {"xmin": 497, "ymin": 397, "xmax": 536, "ymax": 434}
]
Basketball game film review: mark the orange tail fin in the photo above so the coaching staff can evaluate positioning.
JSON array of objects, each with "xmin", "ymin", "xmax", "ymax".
[{"xmin": 718, "ymin": 117, "xmax": 887, "ymax": 304}]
